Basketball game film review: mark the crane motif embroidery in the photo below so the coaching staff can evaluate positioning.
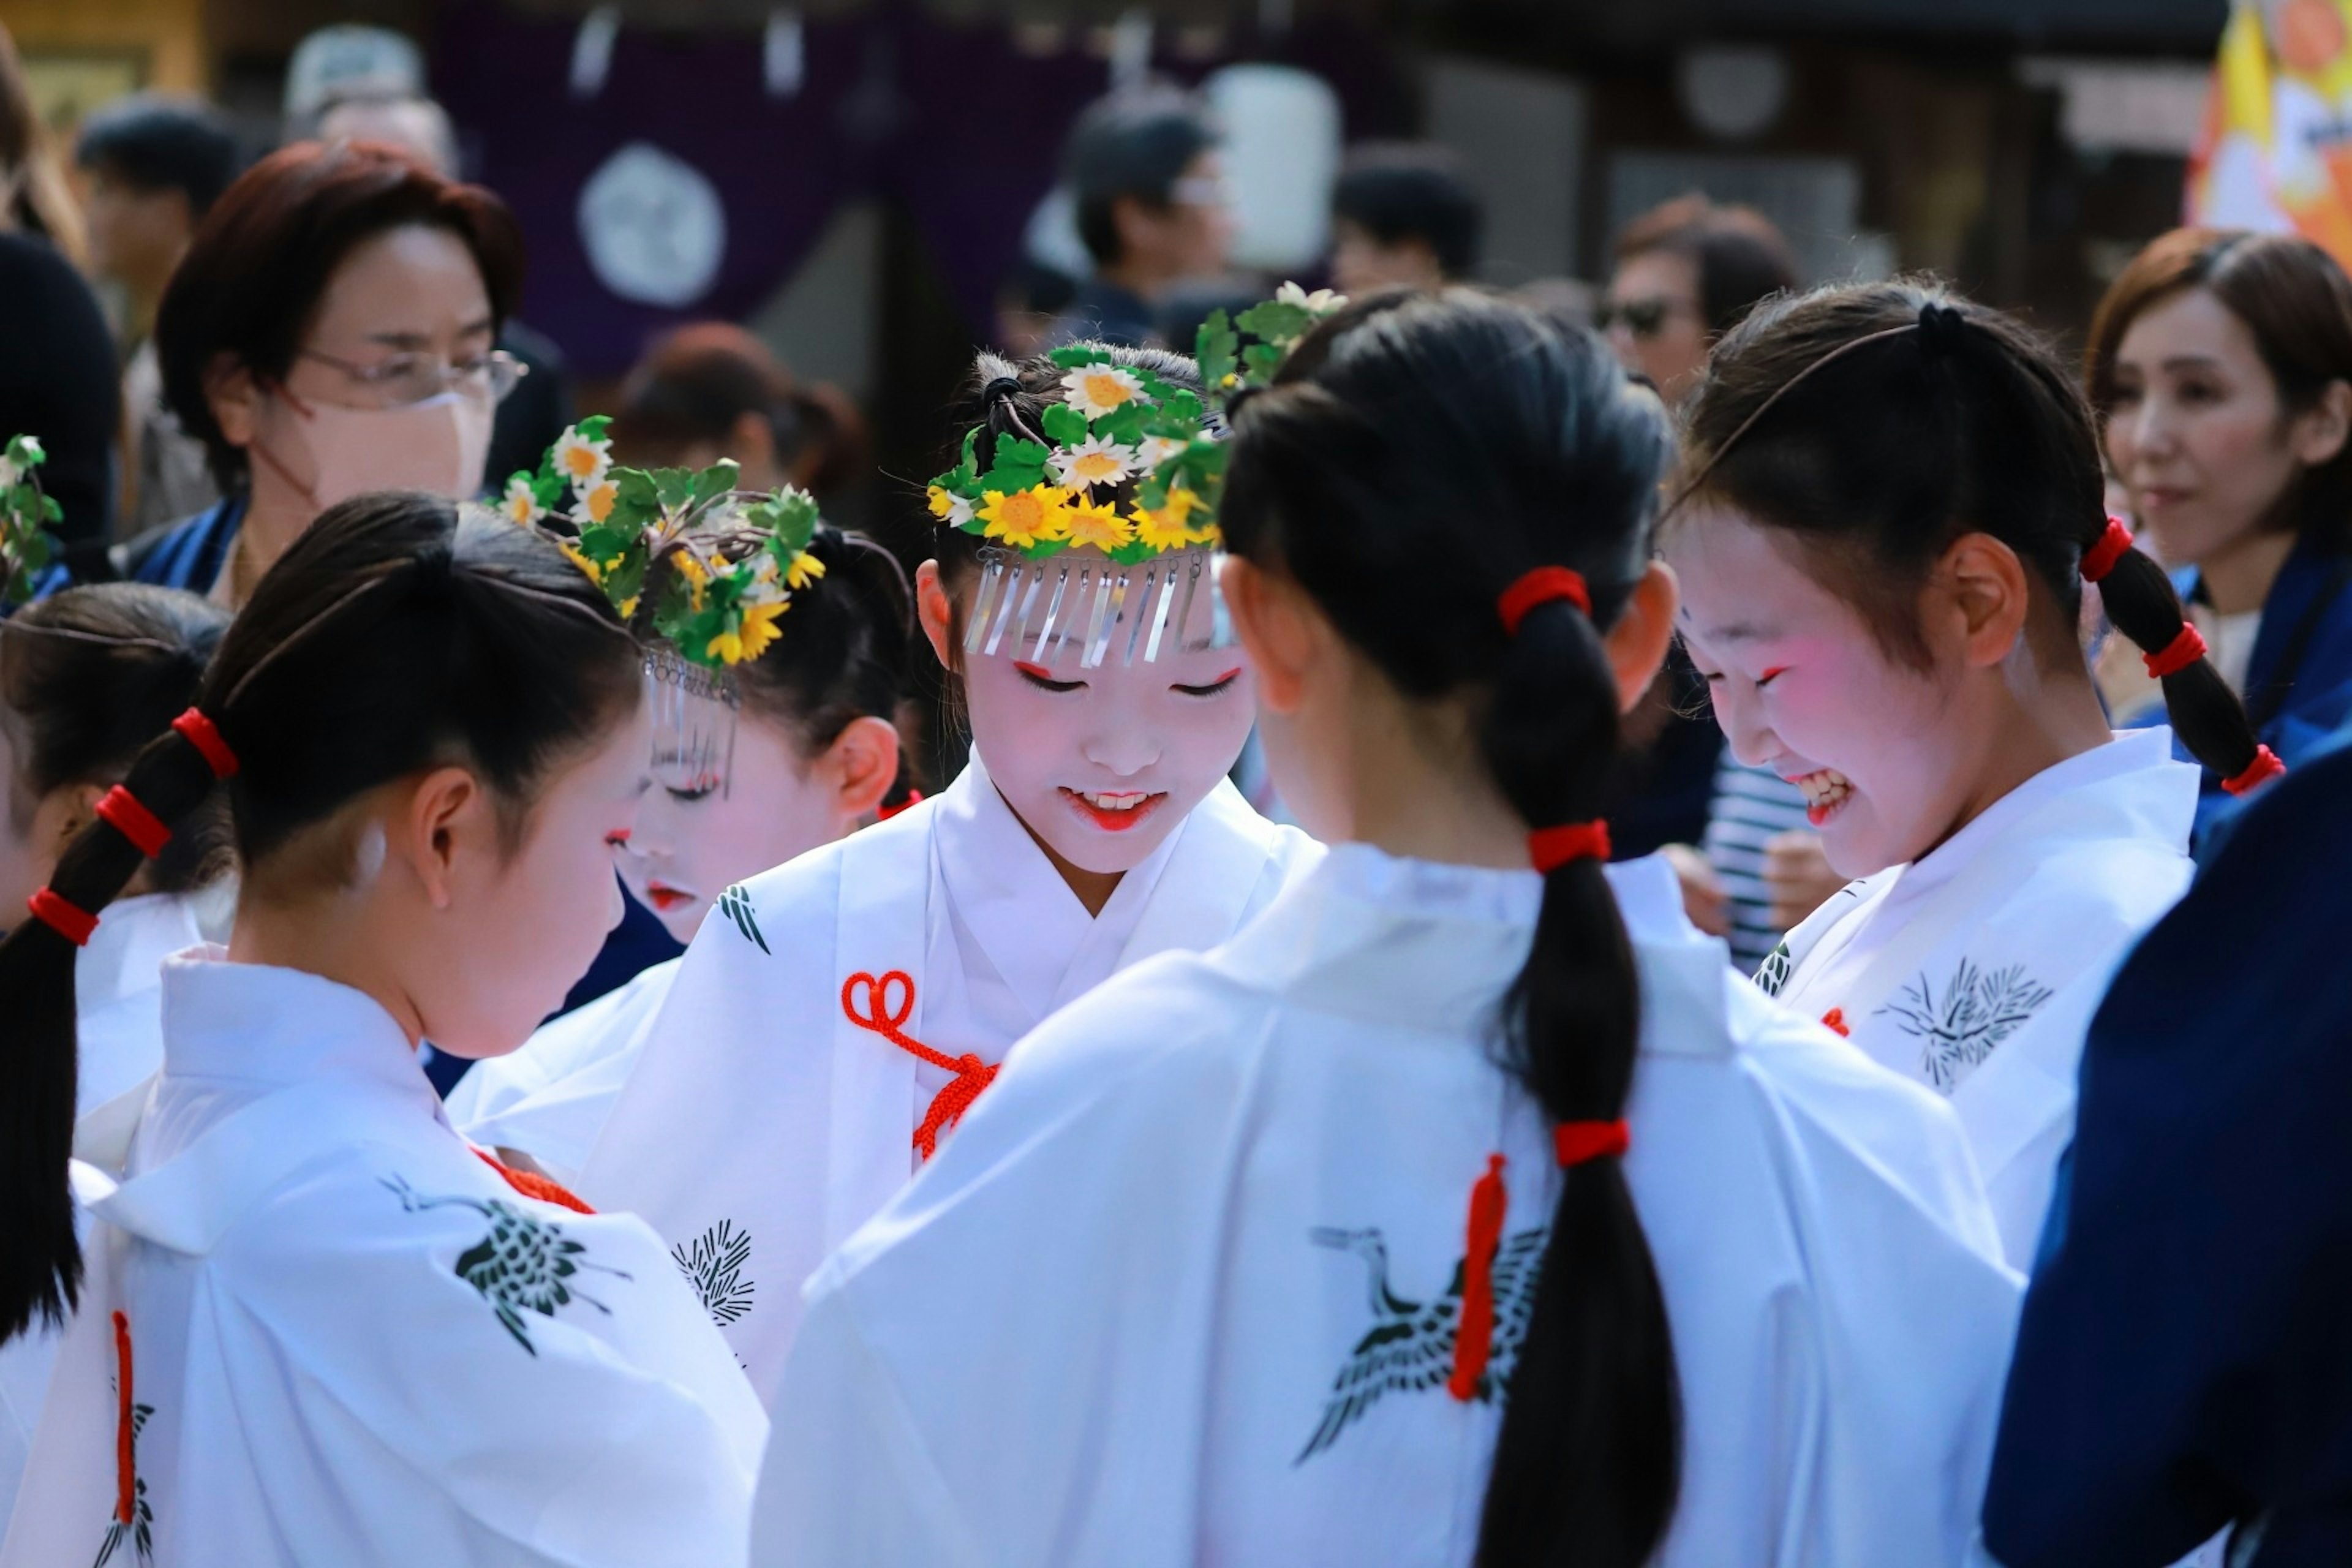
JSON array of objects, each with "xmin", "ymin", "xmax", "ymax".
[
  {"xmin": 383, "ymin": 1176, "xmax": 631, "ymax": 1355},
  {"xmin": 1296, "ymin": 1223, "xmax": 1550, "ymax": 1464}
]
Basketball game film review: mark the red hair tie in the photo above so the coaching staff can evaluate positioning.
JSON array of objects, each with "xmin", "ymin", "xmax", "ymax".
[
  {"xmin": 94, "ymin": 786, "xmax": 171, "ymax": 859},
  {"xmin": 2222, "ymin": 745, "xmax": 2285, "ymax": 797},
  {"xmin": 2143, "ymin": 624, "xmax": 2208, "ymax": 680},
  {"xmin": 27, "ymin": 888, "xmax": 97, "ymax": 946},
  {"xmin": 1498, "ymin": 567, "xmax": 1591, "ymax": 636},
  {"xmin": 2080, "ymin": 516, "xmax": 2135, "ymax": 584},
  {"xmin": 1529, "ymin": 820, "xmax": 1610, "ymax": 873},
  {"xmin": 877, "ymin": 789, "xmax": 925, "ymax": 822},
  {"xmin": 1555, "ymin": 1118, "xmax": 1631, "ymax": 1166},
  {"xmin": 170, "ymin": 709, "xmax": 238, "ymax": 779}
]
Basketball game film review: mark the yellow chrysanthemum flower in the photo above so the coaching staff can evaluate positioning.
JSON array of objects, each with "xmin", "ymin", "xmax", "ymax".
[
  {"xmin": 616, "ymin": 595, "xmax": 640, "ymax": 620},
  {"xmin": 1065, "ymin": 498, "xmax": 1134, "ymax": 552},
  {"xmin": 580, "ymin": 478, "xmax": 619, "ymax": 524},
  {"xmin": 1130, "ymin": 486, "xmax": 1205, "ymax": 554},
  {"xmin": 707, "ymin": 598, "xmax": 790, "ymax": 665},
  {"xmin": 976, "ymin": 484, "xmax": 1074, "ymax": 550},
  {"xmin": 785, "ymin": 551, "xmax": 827, "ymax": 590},
  {"xmin": 502, "ymin": 477, "xmax": 546, "ymax": 526},
  {"xmin": 559, "ymin": 541, "xmax": 605, "ymax": 584},
  {"xmin": 674, "ymin": 549, "xmax": 710, "ymax": 609},
  {"xmin": 926, "ymin": 483, "xmax": 975, "ymax": 526}
]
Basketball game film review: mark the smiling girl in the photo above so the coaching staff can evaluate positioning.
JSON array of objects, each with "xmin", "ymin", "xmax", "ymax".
[
  {"xmin": 0, "ymin": 494, "xmax": 763, "ymax": 1566},
  {"xmin": 578, "ymin": 339, "xmax": 1319, "ymax": 1404},
  {"xmin": 1668, "ymin": 282, "xmax": 2273, "ymax": 1265},
  {"xmin": 447, "ymin": 509, "xmax": 912, "ymax": 1189}
]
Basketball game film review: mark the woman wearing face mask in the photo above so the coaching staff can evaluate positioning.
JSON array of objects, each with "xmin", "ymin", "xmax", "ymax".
[
  {"xmin": 1668, "ymin": 282, "xmax": 2272, "ymax": 1267},
  {"xmin": 0, "ymin": 494, "xmax": 763, "ymax": 1567},
  {"xmin": 113, "ymin": 140, "xmax": 521, "ymax": 607},
  {"xmin": 578, "ymin": 336, "xmax": 1321, "ymax": 1406},
  {"xmin": 445, "ymin": 497, "xmax": 913, "ymax": 1191},
  {"xmin": 2091, "ymin": 229, "xmax": 2352, "ymax": 832},
  {"xmin": 753, "ymin": 290, "xmax": 2019, "ymax": 1568}
]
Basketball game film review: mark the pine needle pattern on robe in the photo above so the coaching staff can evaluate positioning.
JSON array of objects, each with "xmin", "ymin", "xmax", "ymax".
[
  {"xmin": 91, "ymin": 1400, "xmax": 153, "ymax": 1566},
  {"xmin": 1754, "ymin": 941, "xmax": 1793, "ymax": 998},
  {"xmin": 384, "ymin": 1176, "xmax": 631, "ymax": 1354},
  {"xmin": 718, "ymin": 884, "xmax": 770, "ymax": 954},
  {"xmin": 1877, "ymin": 957, "xmax": 2055, "ymax": 1091},
  {"xmin": 1296, "ymin": 1223, "xmax": 1548, "ymax": 1463},
  {"xmin": 673, "ymin": 1220, "xmax": 756, "ymax": 1327}
]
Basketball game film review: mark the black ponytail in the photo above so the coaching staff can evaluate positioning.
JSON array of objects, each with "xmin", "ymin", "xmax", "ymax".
[
  {"xmin": 0, "ymin": 492, "xmax": 641, "ymax": 1343},
  {"xmin": 1221, "ymin": 289, "xmax": 1683, "ymax": 1566},
  {"xmin": 1679, "ymin": 281, "xmax": 2270, "ymax": 790}
]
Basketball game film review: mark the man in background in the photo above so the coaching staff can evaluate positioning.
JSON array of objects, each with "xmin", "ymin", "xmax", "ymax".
[
  {"xmin": 1328, "ymin": 143, "xmax": 1482, "ymax": 296},
  {"xmin": 1052, "ymin": 88, "xmax": 1234, "ymax": 349},
  {"xmin": 75, "ymin": 94, "xmax": 242, "ymax": 533}
]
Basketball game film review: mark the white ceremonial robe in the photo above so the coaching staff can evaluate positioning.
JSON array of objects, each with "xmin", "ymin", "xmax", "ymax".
[
  {"xmin": 1760, "ymin": 728, "xmax": 2197, "ymax": 1266},
  {"xmin": 755, "ymin": 846, "xmax": 2024, "ymax": 1568},
  {"xmin": 0, "ymin": 952, "xmax": 766, "ymax": 1568},
  {"xmin": 580, "ymin": 753, "xmax": 1320, "ymax": 1406},
  {"xmin": 448, "ymin": 960, "xmax": 680, "ymax": 1189}
]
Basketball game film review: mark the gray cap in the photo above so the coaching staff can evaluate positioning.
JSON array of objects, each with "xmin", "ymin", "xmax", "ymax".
[{"xmin": 284, "ymin": 26, "xmax": 425, "ymax": 118}]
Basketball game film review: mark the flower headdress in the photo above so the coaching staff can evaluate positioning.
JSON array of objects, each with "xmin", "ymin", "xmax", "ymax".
[
  {"xmin": 500, "ymin": 417, "xmax": 829, "ymax": 791},
  {"xmin": 0, "ymin": 435, "xmax": 63, "ymax": 607},
  {"xmin": 924, "ymin": 283, "xmax": 1346, "ymax": 668}
]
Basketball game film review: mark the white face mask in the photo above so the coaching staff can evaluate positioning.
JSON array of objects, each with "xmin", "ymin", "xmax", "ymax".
[{"xmin": 257, "ymin": 390, "xmax": 493, "ymax": 513}]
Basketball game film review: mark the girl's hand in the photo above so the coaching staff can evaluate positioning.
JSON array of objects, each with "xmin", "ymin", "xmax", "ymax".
[
  {"xmin": 1661, "ymin": 843, "xmax": 1732, "ymax": 938},
  {"xmin": 1762, "ymin": 830, "xmax": 1844, "ymax": 932}
]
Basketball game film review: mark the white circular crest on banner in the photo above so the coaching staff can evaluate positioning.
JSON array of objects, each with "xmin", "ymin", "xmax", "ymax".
[{"xmin": 578, "ymin": 141, "xmax": 728, "ymax": 307}]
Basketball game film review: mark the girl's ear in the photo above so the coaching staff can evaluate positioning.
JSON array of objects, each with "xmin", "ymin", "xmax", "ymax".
[
  {"xmin": 819, "ymin": 714, "xmax": 902, "ymax": 826},
  {"xmin": 1936, "ymin": 532, "xmax": 2034, "ymax": 669},
  {"xmin": 914, "ymin": 560, "xmax": 957, "ymax": 671},
  {"xmin": 1219, "ymin": 555, "xmax": 1321, "ymax": 716},
  {"xmin": 394, "ymin": 766, "xmax": 488, "ymax": 911},
  {"xmin": 1602, "ymin": 561, "xmax": 1679, "ymax": 715}
]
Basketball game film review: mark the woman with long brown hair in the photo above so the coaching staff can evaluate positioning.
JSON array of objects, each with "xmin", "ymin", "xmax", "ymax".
[{"xmin": 2089, "ymin": 228, "xmax": 2352, "ymax": 832}]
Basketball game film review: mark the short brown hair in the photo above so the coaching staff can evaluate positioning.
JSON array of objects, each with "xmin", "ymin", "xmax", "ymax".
[
  {"xmin": 156, "ymin": 140, "xmax": 526, "ymax": 491},
  {"xmin": 1615, "ymin": 194, "xmax": 1798, "ymax": 337},
  {"xmin": 2086, "ymin": 228, "xmax": 2352, "ymax": 551}
]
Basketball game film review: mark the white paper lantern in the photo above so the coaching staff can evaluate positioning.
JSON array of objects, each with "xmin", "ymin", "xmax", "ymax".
[{"xmin": 1205, "ymin": 64, "xmax": 1342, "ymax": 271}]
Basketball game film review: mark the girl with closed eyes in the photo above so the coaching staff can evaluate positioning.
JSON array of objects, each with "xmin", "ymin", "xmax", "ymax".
[{"xmin": 578, "ymin": 339, "xmax": 1320, "ymax": 1404}]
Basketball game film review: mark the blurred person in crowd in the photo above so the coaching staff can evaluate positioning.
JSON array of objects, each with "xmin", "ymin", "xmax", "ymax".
[
  {"xmin": 311, "ymin": 88, "xmax": 577, "ymax": 502},
  {"xmin": 281, "ymin": 23, "xmax": 426, "ymax": 141},
  {"xmin": 612, "ymin": 322, "xmax": 870, "ymax": 501},
  {"xmin": 2089, "ymin": 228, "xmax": 2352, "ymax": 840},
  {"xmin": 1602, "ymin": 194, "xmax": 1828, "ymax": 969},
  {"xmin": 995, "ymin": 258, "xmax": 1079, "ymax": 360},
  {"xmin": 75, "ymin": 94, "xmax": 244, "ymax": 533},
  {"xmin": 115, "ymin": 140, "xmax": 525, "ymax": 606},
  {"xmin": 1513, "ymin": 276, "xmax": 1599, "ymax": 333},
  {"xmin": 1327, "ymin": 142, "xmax": 1482, "ymax": 295},
  {"xmin": 0, "ymin": 24, "xmax": 88, "ymax": 268},
  {"xmin": 1052, "ymin": 86, "xmax": 1234, "ymax": 348}
]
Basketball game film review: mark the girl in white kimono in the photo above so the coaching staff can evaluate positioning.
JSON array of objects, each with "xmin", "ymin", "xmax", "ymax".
[
  {"xmin": 755, "ymin": 289, "xmax": 2023, "ymax": 1568},
  {"xmin": 580, "ymin": 342, "xmax": 1319, "ymax": 1405},
  {"xmin": 0, "ymin": 584, "xmax": 231, "ymax": 1534},
  {"xmin": 1665, "ymin": 284, "xmax": 2276, "ymax": 1265},
  {"xmin": 446, "ymin": 518, "xmax": 911, "ymax": 1188},
  {"xmin": 0, "ymin": 494, "xmax": 764, "ymax": 1567}
]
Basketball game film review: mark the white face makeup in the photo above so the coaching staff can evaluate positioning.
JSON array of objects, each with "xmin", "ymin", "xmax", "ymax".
[
  {"xmin": 618, "ymin": 712, "xmax": 842, "ymax": 944},
  {"xmin": 951, "ymin": 554, "xmax": 1257, "ymax": 876}
]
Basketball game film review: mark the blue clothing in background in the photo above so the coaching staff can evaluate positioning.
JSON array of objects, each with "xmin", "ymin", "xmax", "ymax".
[
  {"xmin": 119, "ymin": 493, "xmax": 247, "ymax": 596},
  {"xmin": 1984, "ymin": 726, "xmax": 2352, "ymax": 1568}
]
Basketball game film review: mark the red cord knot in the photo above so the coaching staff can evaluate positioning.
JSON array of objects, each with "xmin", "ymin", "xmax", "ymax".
[
  {"xmin": 112, "ymin": 1311, "xmax": 135, "ymax": 1526},
  {"xmin": 2143, "ymin": 623, "xmax": 2208, "ymax": 680},
  {"xmin": 2080, "ymin": 516, "xmax": 2135, "ymax": 583},
  {"xmin": 28, "ymin": 887, "xmax": 97, "ymax": 946},
  {"xmin": 842, "ymin": 970, "xmax": 1000, "ymax": 1160},
  {"xmin": 472, "ymin": 1147, "xmax": 596, "ymax": 1214},
  {"xmin": 1447, "ymin": 1153, "xmax": 1510, "ymax": 1401},
  {"xmin": 2222, "ymin": 745, "xmax": 2285, "ymax": 797},
  {"xmin": 1821, "ymin": 1008, "xmax": 1851, "ymax": 1038},
  {"xmin": 1498, "ymin": 566, "xmax": 1591, "ymax": 635}
]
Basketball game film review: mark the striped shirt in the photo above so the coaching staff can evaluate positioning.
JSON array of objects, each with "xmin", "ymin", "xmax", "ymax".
[{"xmin": 1702, "ymin": 755, "xmax": 1814, "ymax": 971}]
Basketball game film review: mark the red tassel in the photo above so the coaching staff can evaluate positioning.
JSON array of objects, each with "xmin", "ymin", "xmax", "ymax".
[
  {"xmin": 2222, "ymin": 745, "xmax": 2285, "ymax": 797},
  {"xmin": 112, "ymin": 1311, "xmax": 135, "ymax": 1526},
  {"xmin": 1448, "ymin": 1153, "xmax": 1509, "ymax": 1401},
  {"xmin": 472, "ymin": 1147, "xmax": 596, "ymax": 1214}
]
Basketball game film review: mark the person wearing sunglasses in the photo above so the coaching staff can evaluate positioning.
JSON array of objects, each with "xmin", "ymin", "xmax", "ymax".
[
  {"xmin": 115, "ymin": 140, "xmax": 525, "ymax": 608},
  {"xmin": 1603, "ymin": 194, "xmax": 1796, "ymax": 407},
  {"xmin": 1049, "ymin": 86, "xmax": 1235, "ymax": 351}
]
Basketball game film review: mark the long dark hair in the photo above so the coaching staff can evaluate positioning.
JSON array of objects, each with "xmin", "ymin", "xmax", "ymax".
[
  {"xmin": 0, "ymin": 492, "xmax": 640, "ymax": 1343},
  {"xmin": 1220, "ymin": 290, "xmax": 1683, "ymax": 1566},
  {"xmin": 733, "ymin": 524, "xmax": 913, "ymax": 801},
  {"xmin": 4, "ymin": 586, "xmax": 233, "ymax": 897},
  {"xmin": 1679, "ymin": 279, "xmax": 2267, "ymax": 789}
]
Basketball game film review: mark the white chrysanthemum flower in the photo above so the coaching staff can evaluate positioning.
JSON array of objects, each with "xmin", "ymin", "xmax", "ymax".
[
  {"xmin": 500, "ymin": 475, "xmax": 546, "ymax": 525},
  {"xmin": 1136, "ymin": 434, "xmax": 1189, "ymax": 472},
  {"xmin": 1058, "ymin": 363, "xmax": 1147, "ymax": 420},
  {"xmin": 1050, "ymin": 435, "xmax": 1137, "ymax": 491},
  {"xmin": 1276, "ymin": 281, "xmax": 1347, "ymax": 314},
  {"xmin": 552, "ymin": 426, "xmax": 613, "ymax": 494}
]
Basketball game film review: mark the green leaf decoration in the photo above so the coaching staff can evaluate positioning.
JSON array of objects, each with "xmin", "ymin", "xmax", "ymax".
[
  {"xmin": 1243, "ymin": 342, "xmax": 1286, "ymax": 382},
  {"xmin": 1041, "ymin": 402, "xmax": 1090, "ymax": 446},
  {"xmin": 1049, "ymin": 344, "xmax": 1114, "ymax": 369},
  {"xmin": 692, "ymin": 459, "xmax": 742, "ymax": 504},
  {"xmin": 573, "ymin": 413, "xmax": 613, "ymax": 444},
  {"xmin": 1196, "ymin": 309, "xmax": 1238, "ymax": 392},
  {"xmin": 1236, "ymin": 299, "xmax": 1313, "ymax": 345},
  {"xmin": 1092, "ymin": 402, "xmax": 1147, "ymax": 447},
  {"xmin": 650, "ymin": 467, "xmax": 699, "ymax": 511}
]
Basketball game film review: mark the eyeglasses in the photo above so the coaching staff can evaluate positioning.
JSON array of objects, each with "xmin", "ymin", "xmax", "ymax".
[
  {"xmin": 297, "ymin": 347, "xmax": 527, "ymax": 409},
  {"xmin": 1595, "ymin": 298, "xmax": 1696, "ymax": 340}
]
